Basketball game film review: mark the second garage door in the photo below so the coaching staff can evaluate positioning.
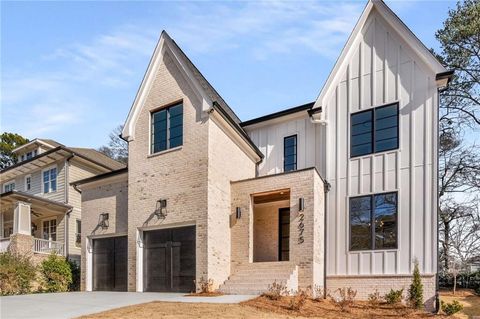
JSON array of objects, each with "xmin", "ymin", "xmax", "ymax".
[
  {"xmin": 143, "ymin": 226, "xmax": 196, "ymax": 292},
  {"xmin": 92, "ymin": 236, "xmax": 127, "ymax": 291}
]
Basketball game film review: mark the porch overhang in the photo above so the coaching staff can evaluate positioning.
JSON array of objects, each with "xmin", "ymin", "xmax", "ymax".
[{"xmin": 0, "ymin": 190, "xmax": 73, "ymax": 216}]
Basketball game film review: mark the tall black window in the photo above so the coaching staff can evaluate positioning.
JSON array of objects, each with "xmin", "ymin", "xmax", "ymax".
[
  {"xmin": 151, "ymin": 103, "xmax": 183, "ymax": 154},
  {"xmin": 284, "ymin": 135, "xmax": 297, "ymax": 172},
  {"xmin": 350, "ymin": 192, "xmax": 397, "ymax": 251},
  {"xmin": 351, "ymin": 103, "xmax": 398, "ymax": 157}
]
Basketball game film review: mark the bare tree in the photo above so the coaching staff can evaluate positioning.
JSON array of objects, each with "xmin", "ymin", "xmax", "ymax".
[{"xmin": 98, "ymin": 125, "xmax": 128, "ymax": 165}]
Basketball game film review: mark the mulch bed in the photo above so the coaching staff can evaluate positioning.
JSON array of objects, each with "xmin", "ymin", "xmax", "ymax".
[{"xmin": 243, "ymin": 295, "xmax": 444, "ymax": 318}]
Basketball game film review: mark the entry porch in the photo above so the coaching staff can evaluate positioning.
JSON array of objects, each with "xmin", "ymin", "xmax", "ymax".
[{"xmin": 220, "ymin": 167, "xmax": 326, "ymax": 294}]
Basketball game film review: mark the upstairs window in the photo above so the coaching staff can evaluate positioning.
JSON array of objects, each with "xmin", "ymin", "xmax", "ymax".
[
  {"xmin": 151, "ymin": 103, "xmax": 183, "ymax": 154},
  {"xmin": 25, "ymin": 175, "xmax": 31, "ymax": 191},
  {"xmin": 350, "ymin": 192, "xmax": 397, "ymax": 251},
  {"xmin": 43, "ymin": 167, "xmax": 57, "ymax": 193},
  {"xmin": 26, "ymin": 151, "xmax": 33, "ymax": 160},
  {"xmin": 4, "ymin": 182, "xmax": 15, "ymax": 193},
  {"xmin": 351, "ymin": 103, "xmax": 399, "ymax": 157},
  {"xmin": 284, "ymin": 135, "xmax": 297, "ymax": 172}
]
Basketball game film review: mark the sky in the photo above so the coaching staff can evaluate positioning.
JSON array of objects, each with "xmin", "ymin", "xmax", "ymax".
[{"xmin": 1, "ymin": 0, "xmax": 457, "ymax": 148}]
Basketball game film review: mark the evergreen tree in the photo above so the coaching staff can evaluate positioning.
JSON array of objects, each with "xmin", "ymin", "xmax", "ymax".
[{"xmin": 408, "ymin": 260, "xmax": 424, "ymax": 309}]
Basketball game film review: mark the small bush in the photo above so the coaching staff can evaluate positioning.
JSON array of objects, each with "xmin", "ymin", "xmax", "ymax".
[
  {"xmin": 331, "ymin": 287, "xmax": 357, "ymax": 312},
  {"xmin": 262, "ymin": 281, "xmax": 288, "ymax": 300},
  {"xmin": 475, "ymin": 286, "xmax": 480, "ymax": 296},
  {"xmin": 40, "ymin": 254, "xmax": 72, "ymax": 292},
  {"xmin": 312, "ymin": 285, "xmax": 325, "ymax": 301},
  {"xmin": 194, "ymin": 277, "xmax": 214, "ymax": 293},
  {"xmin": 67, "ymin": 260, "xmax": 80, "ymax": 291},
  {"xmin": 385, "ymin": 288, "xmax": 404, "ymax": 304},
  {"xmin": 367, "ymin": 289, "xmax": 383, "ymax": 306},
  {"xmin": 408, "ymin": 260, "xmax": 424, "ymax": 309},
  {"xmin": 441, "ymin": 300, "xmax": 463, "ymax": 316},
  {"xmin": 0, "ymin": 252, "xmax": 36, "ymax": 296},
  {"xmin": 288, "ymin": 289, "xmax": 308, "ymax": 310}
]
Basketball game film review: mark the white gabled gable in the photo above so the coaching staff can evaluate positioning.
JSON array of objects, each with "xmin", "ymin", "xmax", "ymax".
[
  {"xmin": 312, "ymin": 0, "xmax": 448, "ymax": 119},
  {"xmin": 122, "ymin": 31, "xmax": 212, "ymax": 141}
]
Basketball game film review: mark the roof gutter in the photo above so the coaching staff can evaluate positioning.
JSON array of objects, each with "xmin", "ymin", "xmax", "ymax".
[{"xmin": 0, "ymin": 146, "xmax": 114, "ymax": 175}]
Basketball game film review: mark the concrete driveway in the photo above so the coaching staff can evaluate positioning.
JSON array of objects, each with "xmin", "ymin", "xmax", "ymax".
[{"xmin": 0, "ymin": 291, "xmax": 256, "ymax": 319}]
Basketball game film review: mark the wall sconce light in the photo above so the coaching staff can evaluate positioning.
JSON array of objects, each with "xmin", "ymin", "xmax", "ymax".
[
  {"xmin": 299, "ymin": 198, "xmax": 305, "ymax": 212},
  {"xmin": 98, "ymin": 213, "xmax": 109, "ymax": 229},
  {"xmin": 155, "ymin": 199, "xmax": 168, "ymax": 218},
  {"xmin": 236, "ymin": 207, "xmax": 242, "ymax": 219}
]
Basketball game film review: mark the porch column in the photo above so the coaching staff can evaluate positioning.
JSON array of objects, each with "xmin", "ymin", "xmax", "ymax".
[{"xmin": 13, "ymin": 201, "xmax": 31, "ymax": 235}]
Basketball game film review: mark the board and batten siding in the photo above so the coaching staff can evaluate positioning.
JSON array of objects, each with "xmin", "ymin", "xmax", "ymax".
[
  {"xmin": 246, "ymin": 114, "xmax": 318, "ymax": 176},
  {"xmin": 246, "ymin": 8, "xmax": 438, "ymax": 277}
]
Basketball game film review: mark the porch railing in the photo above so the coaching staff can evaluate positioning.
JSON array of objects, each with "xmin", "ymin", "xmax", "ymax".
[
  {"xmin": 33, "ymin": 238, "xmax": 65, "ymax": 256},
  {"xmin": 0, "ymin": 238, "xmax": 10, "ymax": 253}
]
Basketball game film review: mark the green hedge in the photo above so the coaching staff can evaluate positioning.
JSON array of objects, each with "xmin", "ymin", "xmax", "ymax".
[{"xmin": 40, "ymin": 254, "xmax": 72, "ymax": 292}]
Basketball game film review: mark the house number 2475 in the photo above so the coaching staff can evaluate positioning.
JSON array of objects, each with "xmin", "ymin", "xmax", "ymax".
[{"xmin": 298, "ymin": 212, "xmax": 305, "ymax": 244}]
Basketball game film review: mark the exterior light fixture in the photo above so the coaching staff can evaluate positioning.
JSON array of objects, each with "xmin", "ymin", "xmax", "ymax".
[
  {"xmin": 98, "ymin": 213, "xmax": 109, "ymax": 229},
  {"xmin": 299, "ymin": 198, "xmax": 305, "ymax": 212},
  {"xmin": 236, "ymin": 207, "xmax": 242, "ymax": 219},
  {"xmin": 155, "ymin": 199, "xmax": 168, "ymax": 218}
]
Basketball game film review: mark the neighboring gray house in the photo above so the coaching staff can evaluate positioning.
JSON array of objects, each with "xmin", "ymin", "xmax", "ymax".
[
  {"xmin": 0, "ymin": 139, "xmax": 125, "ymax": 263},
  {"xmin": 74, "ymin": 0, "xmax": 452, "ymax": 311}
]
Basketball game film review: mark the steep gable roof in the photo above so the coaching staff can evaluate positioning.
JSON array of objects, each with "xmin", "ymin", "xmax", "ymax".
[
  {"xmin": 311, "ymin": 0, "xmax": 450, "ymax": 116},
  {"xmin": 122, "ymin": 31, "xmax": 241, "ymax": 141}
]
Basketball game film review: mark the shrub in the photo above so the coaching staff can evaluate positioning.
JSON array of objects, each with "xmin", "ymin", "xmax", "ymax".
[
  {"xmin": 441, "ymin": 300, "xmax": 463, "ymax": 316},
  {"xmin": 476, "ymin": 286, "xmax": 480, "ymax": 296},
  {"xmin": 312, "ymin": 285, "xmax": 325, "ymax": 301},
  {"xmin": 367, "ymin": 289, "xmax": 383, "ymax": 306},
  {"xmin": 408, "ymin": 260, "xmax": 424, "ymax": 309},
  {"xmin": 40, "ymin": 254, "xmax": 72, "ymax": 292},
  {"xmin": 262, "ymin": 281, "xmax": 288, "ymax": 300},
  {"xmin": 0, "ymin": 252, "xmax": 36, "ymax": 296},
  {"xmin": 67, "ymin": 260, "xmax": 80, "ymax": 291},
  {"xmin": 385, "ymin": 288, "xmax": 403, "ymax": 304},
  {"xmin": 331, "ymin": 287, "xmax": 357, "ymax": 312},
  {"xmin": 288, "ymin": 289, "xmax": 308, "ymax": 310},
  {"xmin": 194, "ymin": 277, "xmax": 214, "ymax": 293}
]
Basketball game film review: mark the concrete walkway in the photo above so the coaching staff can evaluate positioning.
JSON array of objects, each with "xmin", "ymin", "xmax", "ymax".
[{"xmin": 0, "ymin": 291, "xmax": 257, "ymax": 319}]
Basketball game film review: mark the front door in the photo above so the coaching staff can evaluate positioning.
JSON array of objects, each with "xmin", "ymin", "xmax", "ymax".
[
  {"xmin": 278, "ymin": 208, "xmax": 290, "ymax": 261},
  {"xmin": 143, "ymin": 226, "xmax": 196, "ymax": 292}
]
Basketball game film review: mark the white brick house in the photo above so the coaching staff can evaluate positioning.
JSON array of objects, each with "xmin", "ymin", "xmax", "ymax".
[{"xmin": 74, "ymin": 0, "xmax": 452, "ymax": 310}]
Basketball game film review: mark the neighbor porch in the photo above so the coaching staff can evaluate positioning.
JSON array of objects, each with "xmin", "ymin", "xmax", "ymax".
[{"xmin": 0, "ymin": 190, "xmax": 72, "ymax": 257}]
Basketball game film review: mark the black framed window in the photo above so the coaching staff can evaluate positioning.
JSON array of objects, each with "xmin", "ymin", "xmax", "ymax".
[
  {"xmin": 350, "ymin": 192, "xmax": 397, "ymax": 251},
  {"xmin": 351, "ymin": 103, "xmax": 398, "ymax": 157},
  {"xmin": 284, "ymin": 135, "xmax": 297, "ymax": 172},
  {"xmin": 151, "ymin": 103, "xmax": 183, "ymax": 154}
]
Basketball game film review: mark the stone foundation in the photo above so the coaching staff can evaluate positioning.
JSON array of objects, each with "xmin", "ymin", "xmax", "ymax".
[{"xmin": 326, "ymin": 275, "xmax": 436, "ymax": 311}]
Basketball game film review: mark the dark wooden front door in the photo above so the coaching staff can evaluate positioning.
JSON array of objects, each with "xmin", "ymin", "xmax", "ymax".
[
  {"xmin": 143, "ymin": 226, "xmax": 196, "ymax": 292},
  {"xmin": 279, "ymin": 208, "xmax": 290, "ymax": 261},
  {"xmin": 92, "ymin": 236, "xmax": 127, "ymax": 291}
]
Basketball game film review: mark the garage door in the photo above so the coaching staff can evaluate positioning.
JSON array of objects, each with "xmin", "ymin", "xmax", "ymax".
[
  {"xmin": 143, "ymin": 226, "xmax": 195, "ymax": 292},
  {"xmin": 92, "ymin": 236, "xmax": 127, "ymax": 291}
]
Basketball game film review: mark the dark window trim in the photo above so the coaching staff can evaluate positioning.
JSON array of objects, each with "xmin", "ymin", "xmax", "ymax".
[
  {"xmin": 350, "ymin": 102, "xmax": 399, "ymax": 158},
  {"xmin": 349, "ymin": 191, "xmax": 398, "ymax": 251},
  {"xmin": 150, "ymin": 102, "xmax": 184, "ymax": 154},
  {"xmin": 283, "ymin": 134, "xmax": 297, "ymax": 172}
]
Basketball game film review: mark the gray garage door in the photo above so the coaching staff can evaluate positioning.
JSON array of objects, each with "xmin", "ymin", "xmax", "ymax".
[
  {"xmin": 92, "ymin": 236, "xmax": 127, "ymax": 291},
  {"xmin": 143, "ymin": 226, "xmax": 196, "ymax": 292}
]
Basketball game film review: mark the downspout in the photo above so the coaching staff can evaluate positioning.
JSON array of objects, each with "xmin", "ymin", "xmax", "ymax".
[
  {"xmin": 64, "ymin": 155, "xmax": 74, "ymax": 258},
  {"xmin": 323, "ymin": 180, "xmax": 330, "ymax": 298}
]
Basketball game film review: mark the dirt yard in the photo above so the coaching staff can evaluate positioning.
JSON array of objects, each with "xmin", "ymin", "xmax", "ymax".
[
  {"xmin": 439, "ymin": 289, "xmax": 480, "ymax": 319},
  {"xmin": 76, "ymin": 292, "xmax": 478, "ymax": 319}
]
